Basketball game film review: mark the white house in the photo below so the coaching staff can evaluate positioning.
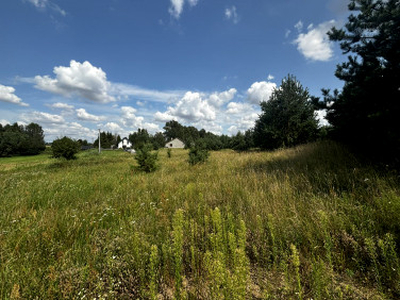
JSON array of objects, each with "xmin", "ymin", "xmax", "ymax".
[
  {"xmin": 165, "ymin": 138, "xmax": 185, "ymax": 149},
  {"xmin": 118, "ymin": 137, "xmax": 132, "ymax": 149}
]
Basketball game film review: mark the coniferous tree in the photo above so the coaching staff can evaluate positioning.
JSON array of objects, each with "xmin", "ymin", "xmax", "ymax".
[
  {"xmin": 325, "ymin": 0, "xmax": 400, "ymax": 163},
  {"xmin": 254, "ymin": 75, "xmax": 318, "ymax": 150}
]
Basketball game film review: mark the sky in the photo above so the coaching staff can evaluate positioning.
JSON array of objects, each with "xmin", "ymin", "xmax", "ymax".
[{"xmin": 0, "ymin": 0, "xmax": 351, "ymax": 142}]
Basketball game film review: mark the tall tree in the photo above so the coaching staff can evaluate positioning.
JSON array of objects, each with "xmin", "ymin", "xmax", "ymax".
[
  {"xmin": 129, "ymin": 128, "xmax": 151, "ymax": 150},
  {"xmin": 163, "ymin": 120, "xmax": 184, "ymax": 141},
  {"xmin": 254, "ymin": 75, "xmax": 318, "ymax": 150},
  {"xmin": 0, "ymin": 122, "xmax": 45, "ymax": 156},
  {"xmin": 325, "ymin": 0, "xmax": 400, "ymax": 162}
]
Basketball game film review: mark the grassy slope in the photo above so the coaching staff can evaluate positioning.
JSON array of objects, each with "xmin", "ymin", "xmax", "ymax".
[{"xmin": 0, "ymin": 142, "xmax": 399, "ymax": 299}]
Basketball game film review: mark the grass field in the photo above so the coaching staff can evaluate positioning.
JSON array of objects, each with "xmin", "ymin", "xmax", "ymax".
[{"xmin": 1, "ymin": 141, "xmax": 399, "ymax": 299}]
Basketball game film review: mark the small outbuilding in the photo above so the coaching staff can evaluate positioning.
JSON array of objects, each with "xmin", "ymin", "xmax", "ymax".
[
  {"xmin": 118, "ymin": 137, "xmax": 132, "ymax": 149},
  {"xmin": 165, "ymin": 138, "xmax": 185, "ymax": 149}
]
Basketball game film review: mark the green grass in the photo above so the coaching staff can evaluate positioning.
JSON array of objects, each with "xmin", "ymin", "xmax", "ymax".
[{"xmin": 0, "ymin": 142, "xmax": 399, "ymax": 299}]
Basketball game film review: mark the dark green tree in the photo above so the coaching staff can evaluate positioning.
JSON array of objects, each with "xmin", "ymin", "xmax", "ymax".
[
  {"xmin": 0, "ymin": 122, "xmax": 45, "ymax": 156},
  {"xmin": 51, "ymin": 136, "xmax": 80, "ymax": 160},
  {"xmin": 129, "ymin": 128, "xmax": 151, "ymax": 150},
  {"xmin": 21, "ymin": 123, "xmax": 46, "ymax": 155},
  {"xmin": 188, "ymin": 140, "xmax": 210, "ymax": 165},
  {"xmin": 254, "ymin": 75, "xmax": 318, "ymax": 150},
  {"xmin": 325, "ymin": 0, "xmax": 400, "ymax": 162},
  {"xmin": 151, "ymin": 132, "xmax": 166, "ymax": 150},
  {"xmin": 134, "ymin": 143, "xmax": 159, "ymax": 173},
  {"xmin": 163, "ymin": 120, "xmax": 184, "ymax": 141},
  {"xmin": 93, "ymin": 131, "xmax": 116, "ymax": 149}
]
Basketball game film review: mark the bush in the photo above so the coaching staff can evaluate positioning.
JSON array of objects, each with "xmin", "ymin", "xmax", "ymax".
[
  {"xmin": 188, "ymin": 143, "xmax": 209, "ymax": 165},
  {"xmin": 51, "ymin": 136, "xmax": 80, "ymax": 160},
  {"xmin": 134, "ymin": 143, "xmax": 159, "ymax": 173}
]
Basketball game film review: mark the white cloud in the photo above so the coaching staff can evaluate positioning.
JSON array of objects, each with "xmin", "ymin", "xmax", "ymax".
[
  {"xmin": 49, "ymin": 102, "xmax": 74, "ymax": 110},
  {"xmin": 225, "ymin": 6, "xmax": 239, "ymax": 24},
  {"xmin": 120, "ymin": 106, "xmax": 144, "ymax": 128},
  {"xmin": 167, "ymin": 91, "xmax": 217, "ymax": 122},
  {"xmin": 143, "ymin": 122, "xmax": 160, "ymax": 133},
  {"xmin": 26, "ymin": 0, "xmax": 66, "ymax": 16},
  {"xmin": 208, "ymin": 88, "xmax": 237, "ymax": 107},
  {"xmin": 111, "ymin": 83, "xmax": 182, "ymax": 103},
  {"xmin": 76, "ymin": 108, "xmax": 105, "ymax": 122},
  {"xmin": 316, "ymin": 109, "xmax": 329, "ymax": 126},
  {"xmin": 0, "ymin": 84, "xmax": 29, "ymax": 107},
  {"xmin": 169, "ymin": 0, "xmax": 198, "ymax": 19},
  {"xmin": 0, "ymin": 119, "xmax": 10, "ymax": 126},
  {"xmin": 267, "ymin": 74, "xmax": 275, "ymax": 81},
  {"xmin": 34, "ymin": 60, "xmax": 115, "ymax": 103},
  {"xmin": 44, "ymin": 122, "xmax": 97, "ymax": 141},
  {"xmin": 295, "ymin": 20, "xmax": 303, "ymax": 32},
  {"xmin": 293, "ymin": 20, "xmax": 336, "ymax": 61},
  {"xmin": 226, "ymin": 102, "xmax": 253, "ymax": 114},
  {"xmin": 103, "ymin": 122, "xmax": 124, "ymax": 133},
  {"xmin": 169, "ymin": 0, "xmax": 184, "ymax": 18},
  {"xmin": 247, "ymin": 81, "xmax": 277, "ymax": 104},
  {"xmin": 21, "ymin": 111, "xmax": 65, "ymax": 124},
  {"xmin": 154, "ymin": 111, "xmax": 177, "ymax": 123}
]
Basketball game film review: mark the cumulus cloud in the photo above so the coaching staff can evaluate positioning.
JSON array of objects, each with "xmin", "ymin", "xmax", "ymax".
[
  {"xmin": 34, "ymin": 60, "xmax": 115, "ymax": 103},
  {"xmin": 0, "ymin": 84, "xmax": 29, "ymax": 106},
  {"xmin": 103, "ymin": 122, "xmax": 124, "ymax": 133},
  {"xmin": 247, "ymin": 81, "xmax": 277, "ymax": 104},
  {"xmin": 154, "ymin": 111, "xmax": 177, "ymax": 123},
  {"xmin": 167, "ymin": 91, "xmax": 217, "ymax": 122},
  {"xmin": 208, "ymin": 88, "xmax": 237, "ymax": 107},
  {"xmin": 226, "ymin": 102, "xmax": 253, "ymax": 115},
  {"xmin": 293, "ymin": 20, "xmax": 336, "ymax": 61},
  {"xmin": 169, "ymin": 0, "xmax": 198, "ymax": 19},
  {"xmin": 120, "ymin": 106, "xmax": 145, "ymax": 128},
  {"xmin": 225, "ymin": 6, "xmax": 239, "ymax": 24},
  {"xmin": 76, "ymin": 108, "xmax": 105, "ymax": 122}
]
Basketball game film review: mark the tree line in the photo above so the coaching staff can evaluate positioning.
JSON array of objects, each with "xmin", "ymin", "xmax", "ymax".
[{"xmin": 0, "ymin": 123, "xmax": 46, "ymax": 157}]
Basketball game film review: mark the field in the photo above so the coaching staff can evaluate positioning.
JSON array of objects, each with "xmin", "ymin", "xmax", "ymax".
[{"xmin": 1, "ymin": 141, "xmax": 399, "ymax": 299}]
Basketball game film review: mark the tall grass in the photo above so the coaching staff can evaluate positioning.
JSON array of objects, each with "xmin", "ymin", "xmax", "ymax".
[{"xmin": 0, "ymin": 142, "xmax": 399, "ymax": 298}]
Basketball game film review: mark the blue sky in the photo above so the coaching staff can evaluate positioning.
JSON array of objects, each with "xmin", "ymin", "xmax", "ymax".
[{"xmin": 1, "ymin": 0, "xmax": 350, "ymax": 142}]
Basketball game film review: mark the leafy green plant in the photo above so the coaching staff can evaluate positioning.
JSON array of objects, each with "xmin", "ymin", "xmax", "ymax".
[
  {"xmin": 51, "ymin": 136, "xmax": 80, "ymax": 160},
  {"xmin": 134, "ymin": 143, "xmax": 159, "ymax": 173}
]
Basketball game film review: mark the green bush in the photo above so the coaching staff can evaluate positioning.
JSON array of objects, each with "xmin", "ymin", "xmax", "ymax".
[
  {"xmin": 134, "ymin": 143, "xmax": 159, "ymax": 173},
  {"xmin": 188, "ymin": 143, "xmax": 209, "ymax": 165},
  {"xmin": 51, "ymin": 136, "xmax": 80, "ymax": 160}
]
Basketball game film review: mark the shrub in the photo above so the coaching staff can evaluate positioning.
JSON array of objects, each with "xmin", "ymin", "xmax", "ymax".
[
  {"xmin": 188, "ymin": 141, "xmax": 209, "ymax": 165},
  {"xmin": 51, "ymin": 136, "xmax": 80, "ymax": 160},
  {"xmin": 134, "ymin": 143, "xmax": 159, "ymax": 173}
]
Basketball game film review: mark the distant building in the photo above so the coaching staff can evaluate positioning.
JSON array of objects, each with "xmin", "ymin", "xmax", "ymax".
[
  {"xmin": 118, "ymin": 137, "xmax": 132, "ymax": 149},
  {"xmin": 165, "ymin": 138, "xmax": 185, "ymax": 149}
]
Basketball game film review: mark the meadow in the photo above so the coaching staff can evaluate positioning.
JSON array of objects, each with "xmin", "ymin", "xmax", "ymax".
[{"xmin": 0, "ymin": 141, "xmax": 399, "ymax": 299}]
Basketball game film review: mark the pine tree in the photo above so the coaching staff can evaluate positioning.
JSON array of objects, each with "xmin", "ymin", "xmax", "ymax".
[
  {"xmin": 254, "ymin": 75, "xmax": 318, "ymax": 150},
  {"xmin": 326, "ymin": 0, "xmax": 400, "ymax": 163}
]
